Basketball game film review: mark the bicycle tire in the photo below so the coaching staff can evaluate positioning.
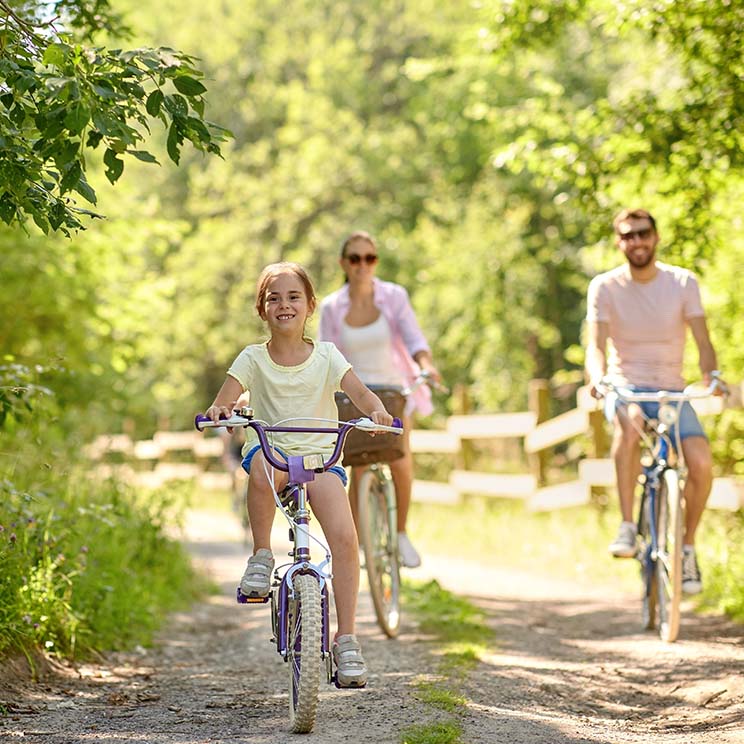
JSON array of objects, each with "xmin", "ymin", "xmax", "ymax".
[
  {"xmin": 287, "ymin": 573, "xmax": 322, "ymax": 733},
  {"xmin": 638, "ymin": 488, "xmax": 657, "ymax": 631},
  {"xmin": 357, "ymin": 468, "xmax": 401, "ymax": 638},
  {"xmin": 656, "ymin": 468, "xmax": 683, "ymax": 642}
]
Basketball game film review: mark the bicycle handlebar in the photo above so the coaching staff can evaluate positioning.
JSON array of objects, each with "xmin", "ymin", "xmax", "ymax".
[
  {"xmin": 402, "ymin": 369, "xmax": 449, "ymax": 397},
  {"xmin": 194, "ymin": 413, "xmax": 403, "ymax": 474},
  {"xmin": 596, "ymin": 372, "xmax": 728, "ymax": 403}
]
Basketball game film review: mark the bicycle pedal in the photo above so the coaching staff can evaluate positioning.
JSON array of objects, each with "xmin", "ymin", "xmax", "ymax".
[
  {"xmin": 331, "ymin": 672, "xmax": 367, "ymax": 690},
  {"xmin": 236, "ymin": 587, "xmax": 270, "ymax": 604}
]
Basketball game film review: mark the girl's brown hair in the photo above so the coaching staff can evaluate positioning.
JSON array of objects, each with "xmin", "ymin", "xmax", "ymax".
[{"xmin": 254, "ymin": 262, "xmax": 316, "ymax": 318}]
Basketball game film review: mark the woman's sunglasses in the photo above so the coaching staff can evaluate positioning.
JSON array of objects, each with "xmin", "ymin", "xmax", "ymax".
[{"xmin": 345, "ymin": 253, "xmax": 378, "ymax": 265}]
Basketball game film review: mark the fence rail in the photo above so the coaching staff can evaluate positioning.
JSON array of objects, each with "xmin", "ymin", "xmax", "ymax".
[{"xmin": 88, "ymin": 379, "xmax": 744, "ymax": 511}]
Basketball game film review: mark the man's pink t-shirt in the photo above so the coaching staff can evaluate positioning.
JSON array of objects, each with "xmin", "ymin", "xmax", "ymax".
[{"xmin": 586, "ymin": 261, "xmax": 705, "ymax": 390}]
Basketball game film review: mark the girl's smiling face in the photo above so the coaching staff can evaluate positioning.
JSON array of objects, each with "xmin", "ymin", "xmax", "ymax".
[{"xmin": 260, "ymin": 271, "xmax": 315, "ymax": 333}]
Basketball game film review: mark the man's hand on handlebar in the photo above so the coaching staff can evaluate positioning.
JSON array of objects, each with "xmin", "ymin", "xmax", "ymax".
[
  {"xmin": 589, "ymin": 378, "xmax": 607, "ymax": 400},
  {"xmin": 705, "ymin": 370, "xmax": 728, "ymax": 397}
]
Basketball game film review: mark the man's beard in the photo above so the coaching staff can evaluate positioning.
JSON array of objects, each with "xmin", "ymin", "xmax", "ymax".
[{"xmin": 627, "ymin": 248, "xmax": 655, "ymax": 269}]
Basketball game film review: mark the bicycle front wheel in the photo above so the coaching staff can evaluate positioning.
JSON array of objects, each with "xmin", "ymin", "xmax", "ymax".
[
  {"xmin": 656, "ymin": 468, "xmax": 684, "ymax": 642},
  {"xmin": 638, "ymin": 488, "xmax": 657, "ymax": 631},
  {"xmin": 358, "ymin": 468, "xmax": 401, "ymax": 638},
  {"xmin": 287, "ymin": 573, "xmax": 322, "ymax": 733}
]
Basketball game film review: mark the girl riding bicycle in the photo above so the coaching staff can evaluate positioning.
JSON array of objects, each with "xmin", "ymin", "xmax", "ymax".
[{"xmin": 204, "ymin": 261, "xmax": 394, "ymax": 687}]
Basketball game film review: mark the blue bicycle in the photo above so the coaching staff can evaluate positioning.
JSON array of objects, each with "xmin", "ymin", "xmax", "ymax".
[
  {"xmin": 598, "ymin": 374, "xmax": 726, "ymax": 642},
  {"xmin": 195, "ymin": 408, "xmax": 402, "ymax": 732}
]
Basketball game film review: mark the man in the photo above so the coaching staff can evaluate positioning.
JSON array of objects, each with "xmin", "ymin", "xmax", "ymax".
[{"xmin": 585, "ymin": 208, "xmax": 720, "ymax": 594}]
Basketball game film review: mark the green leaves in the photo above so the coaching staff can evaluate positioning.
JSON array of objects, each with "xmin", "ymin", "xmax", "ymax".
[
  {"xmin": 172, "ymin": 76, "xmax": 207, "ymax": 96},
  {"xmin": 103, "ymin": 148, "xmax": 124, "ymax": 184},
  {"xmin": 145, "ymin": 89, "xmax": 164, "ymax": 116},
  {"xmin": 0, "ymin": 4, "xmax": 229, "ymax": 235}
]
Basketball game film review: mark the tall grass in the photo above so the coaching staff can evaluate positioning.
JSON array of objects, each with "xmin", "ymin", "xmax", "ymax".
[
  {"xmin": 0, "ymin": 473, "xmax": 208, "ymax": 661},
  {"xmin": 0, "ymin": 366, "xmax": 210, "ymax": 664}
]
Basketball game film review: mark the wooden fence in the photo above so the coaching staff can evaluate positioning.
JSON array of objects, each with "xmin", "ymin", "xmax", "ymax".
[{"xmin": 87, "ymin": 380, "xmax": 744, "ymax": 512}]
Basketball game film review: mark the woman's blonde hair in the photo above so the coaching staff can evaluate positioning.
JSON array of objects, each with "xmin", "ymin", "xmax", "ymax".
[{"xmin": 340, "ymin": 230, "xmax": 377, "ymax": 258}]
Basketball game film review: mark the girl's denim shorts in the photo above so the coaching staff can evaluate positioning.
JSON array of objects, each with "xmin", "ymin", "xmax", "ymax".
[{"xmin": 241, "ymin": 445, "xmax": 348, "ymax": 486}]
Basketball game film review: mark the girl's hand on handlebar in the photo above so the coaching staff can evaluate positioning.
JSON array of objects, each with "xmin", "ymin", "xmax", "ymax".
[
  {"xmin": 369, "ymin": 409, "xmax": 394, "ymax": 429},
  {"xmin": 206, "ymin": 403, "xmax": 232, "ymax": 423}
]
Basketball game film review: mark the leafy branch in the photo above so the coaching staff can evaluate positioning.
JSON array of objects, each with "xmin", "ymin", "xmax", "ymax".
[{"xmin": 0, "ymin": 1, "xmax": 230, "ymax": 234}]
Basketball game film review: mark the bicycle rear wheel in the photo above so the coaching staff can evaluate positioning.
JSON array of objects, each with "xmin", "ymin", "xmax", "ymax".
[
  {"xmin": 287, "ymin": 573, "xmax": 322, "ymax": 733},
  {"xmin": 656, "ymin": 469, "xmax": 683, "ymax": 642},
  {"xmin": 638, "ymin": 488, "xmax": 657, "ymax": 631},
  {"xmin": 358, "ymin": 468, "xmax": 401, "ymax": 638}
]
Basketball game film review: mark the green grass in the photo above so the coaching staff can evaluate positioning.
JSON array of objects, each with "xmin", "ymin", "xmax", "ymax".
[
  {"xmin": 416, "ymin": 684, "xmax": 468, "ymax": 713},
  {"xmin": 400, "ymin": 579, "xmax": 494, "ymax": 744},
  {"xmin": 0, "ymin": 465, "xmax": 214, "ymax": 663},
  {"xmin": 408, "ymin": 496, "xmax": 635, "ymax": 593},
  {"xmin": 401, "ymin": 721, "xmax": 465, "ymax": 744},
  {"xmin": 697, "ymin": 509, "xmax": 744, "ymax": 621},
  {"xmin": 406, "ymin": 494, "xmax": 744, "ymax": 620}
]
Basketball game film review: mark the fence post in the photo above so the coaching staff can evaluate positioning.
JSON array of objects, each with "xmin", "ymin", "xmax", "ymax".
[
  {"xmin": 528, "ymin": 378, "xmax": 550, "ymax": 486},
  {"xmin": 588, "ymin": 409, "xmax": 610, "ymax": 458},
  {"xmin": 453, "ymin": 383, "xmax": 475, "ymax": 471}
]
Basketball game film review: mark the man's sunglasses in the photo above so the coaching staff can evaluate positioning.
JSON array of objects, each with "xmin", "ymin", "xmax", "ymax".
[
  {"xmin": 345, "ymin": 253, "xmax": 378, "ymax": 265},
  {"xmin": 617, "ymin": 228, "xmax": 653, "ymax": 241}
]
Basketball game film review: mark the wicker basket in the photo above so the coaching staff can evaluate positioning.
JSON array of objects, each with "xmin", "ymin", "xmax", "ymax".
[{"xmin": 335, "ymin": 385, "xmax": 406, "ymax": 467}]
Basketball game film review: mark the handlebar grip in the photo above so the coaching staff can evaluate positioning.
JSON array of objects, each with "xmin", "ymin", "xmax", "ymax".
[
  {"xmin": 392, "ymin": 417, "xmax": 402, "ymax": 430},
  {"xmin": 194, "ymin": 413, "xmax": 211, "ymax": 431}
]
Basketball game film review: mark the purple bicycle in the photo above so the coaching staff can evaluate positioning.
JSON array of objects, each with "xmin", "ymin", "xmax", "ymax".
[{"xmin": 195, "ymin": 408, "xmax": 402, "ymax": 733}]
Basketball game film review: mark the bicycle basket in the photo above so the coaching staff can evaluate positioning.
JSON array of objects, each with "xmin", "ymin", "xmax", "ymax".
[{"xmin": 335, "ymin": 385, "xmax": 406, "ymax": 466}]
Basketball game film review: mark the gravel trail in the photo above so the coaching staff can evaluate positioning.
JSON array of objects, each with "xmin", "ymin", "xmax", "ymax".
[{"xmin": 2, "ymin": 508, "xmax": 743, "ymax": 743}]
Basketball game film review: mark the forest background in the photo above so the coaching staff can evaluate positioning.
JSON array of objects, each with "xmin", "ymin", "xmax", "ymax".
[{"xmin": 2, "ymin": 0, "xmax": 744, "ymax": 659}]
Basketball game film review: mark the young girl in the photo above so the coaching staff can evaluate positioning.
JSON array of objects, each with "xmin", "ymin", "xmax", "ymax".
[{"xmin": 204, "ymin": 261, "xmax": 393, "ymax": 688}]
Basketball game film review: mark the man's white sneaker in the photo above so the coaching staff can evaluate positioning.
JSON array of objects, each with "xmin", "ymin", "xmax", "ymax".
[
  {"xmin": 239, "ymin": 548, "xmax": 274, "ymax": 598},
  {"xmin": 608, "ymin": 521, "xmax": 637, "ymax": 558},
  {"xmin": 682, "ymin": 547, "xmax": 703, "ymax": 595},
  {"xmin": 397, "ymin": 532, "xmax": 421, "ymax": 568}
]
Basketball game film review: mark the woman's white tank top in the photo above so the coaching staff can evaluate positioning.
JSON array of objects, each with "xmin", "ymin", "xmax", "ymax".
[{"xmin": 340, "ymin": 314, "xmax": 402, "ymax": 385}]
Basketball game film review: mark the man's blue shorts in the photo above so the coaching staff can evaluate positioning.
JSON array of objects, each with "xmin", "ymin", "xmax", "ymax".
[
  {"xmin": 241, "ymin": 445, "xmax": 348, "ymax": 486},
  {"xmin": 604, "ymin": 386, "xmax": 707, "ymax": 441}
]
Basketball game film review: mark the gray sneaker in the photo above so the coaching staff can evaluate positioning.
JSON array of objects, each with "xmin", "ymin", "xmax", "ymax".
[
  {"xmin": 608, "ymin": 521, "xmax": 637, "ymax": 558},
  {"xmin": 332, "ymin": 634, "xmax": 367, "ymax": 688},
  {"xmin": 682, "ymin": 547, "xmax": 702, "ymax": 595},
  {"xmin": 239, "ymin": 549, "xmax": 274, "ymax": 598}
]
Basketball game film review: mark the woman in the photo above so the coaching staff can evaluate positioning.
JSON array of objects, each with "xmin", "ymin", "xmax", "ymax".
[{"xmin": 319, "ymin": 231, "xmax": 441, "ymax": 568}]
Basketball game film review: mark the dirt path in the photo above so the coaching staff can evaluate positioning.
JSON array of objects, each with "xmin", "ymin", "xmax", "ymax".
[{"xmin": 2, "ymin": 508, "xmax": 743, "ymax": 743}]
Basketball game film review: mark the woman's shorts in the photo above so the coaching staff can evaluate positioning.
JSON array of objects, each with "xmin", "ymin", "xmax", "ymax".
[
  {"xmin": 603, "ymin": 386, "xmax": 707, "ymax": 441},
  {"xmin": 241, "ymin": 445, "xmax": 348, "ymax": 486}
]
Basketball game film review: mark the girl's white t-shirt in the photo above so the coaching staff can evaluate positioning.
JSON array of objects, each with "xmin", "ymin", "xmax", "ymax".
[{"xmin": 227, "ymin": 339, "xmax": 351, "ymax": 456}]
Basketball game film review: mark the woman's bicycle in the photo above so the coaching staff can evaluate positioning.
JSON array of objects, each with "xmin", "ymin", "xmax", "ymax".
[
  {"xmin": 195, "ymin": 408, "xmax": 402, "ymax": 732},
  {"xmin": 597, "ymin": 374, "xmax": 726, "ymax": 642},
  {"xmin": 334, "ymin": 371, "xmax": 447, "ymax": 639}
]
